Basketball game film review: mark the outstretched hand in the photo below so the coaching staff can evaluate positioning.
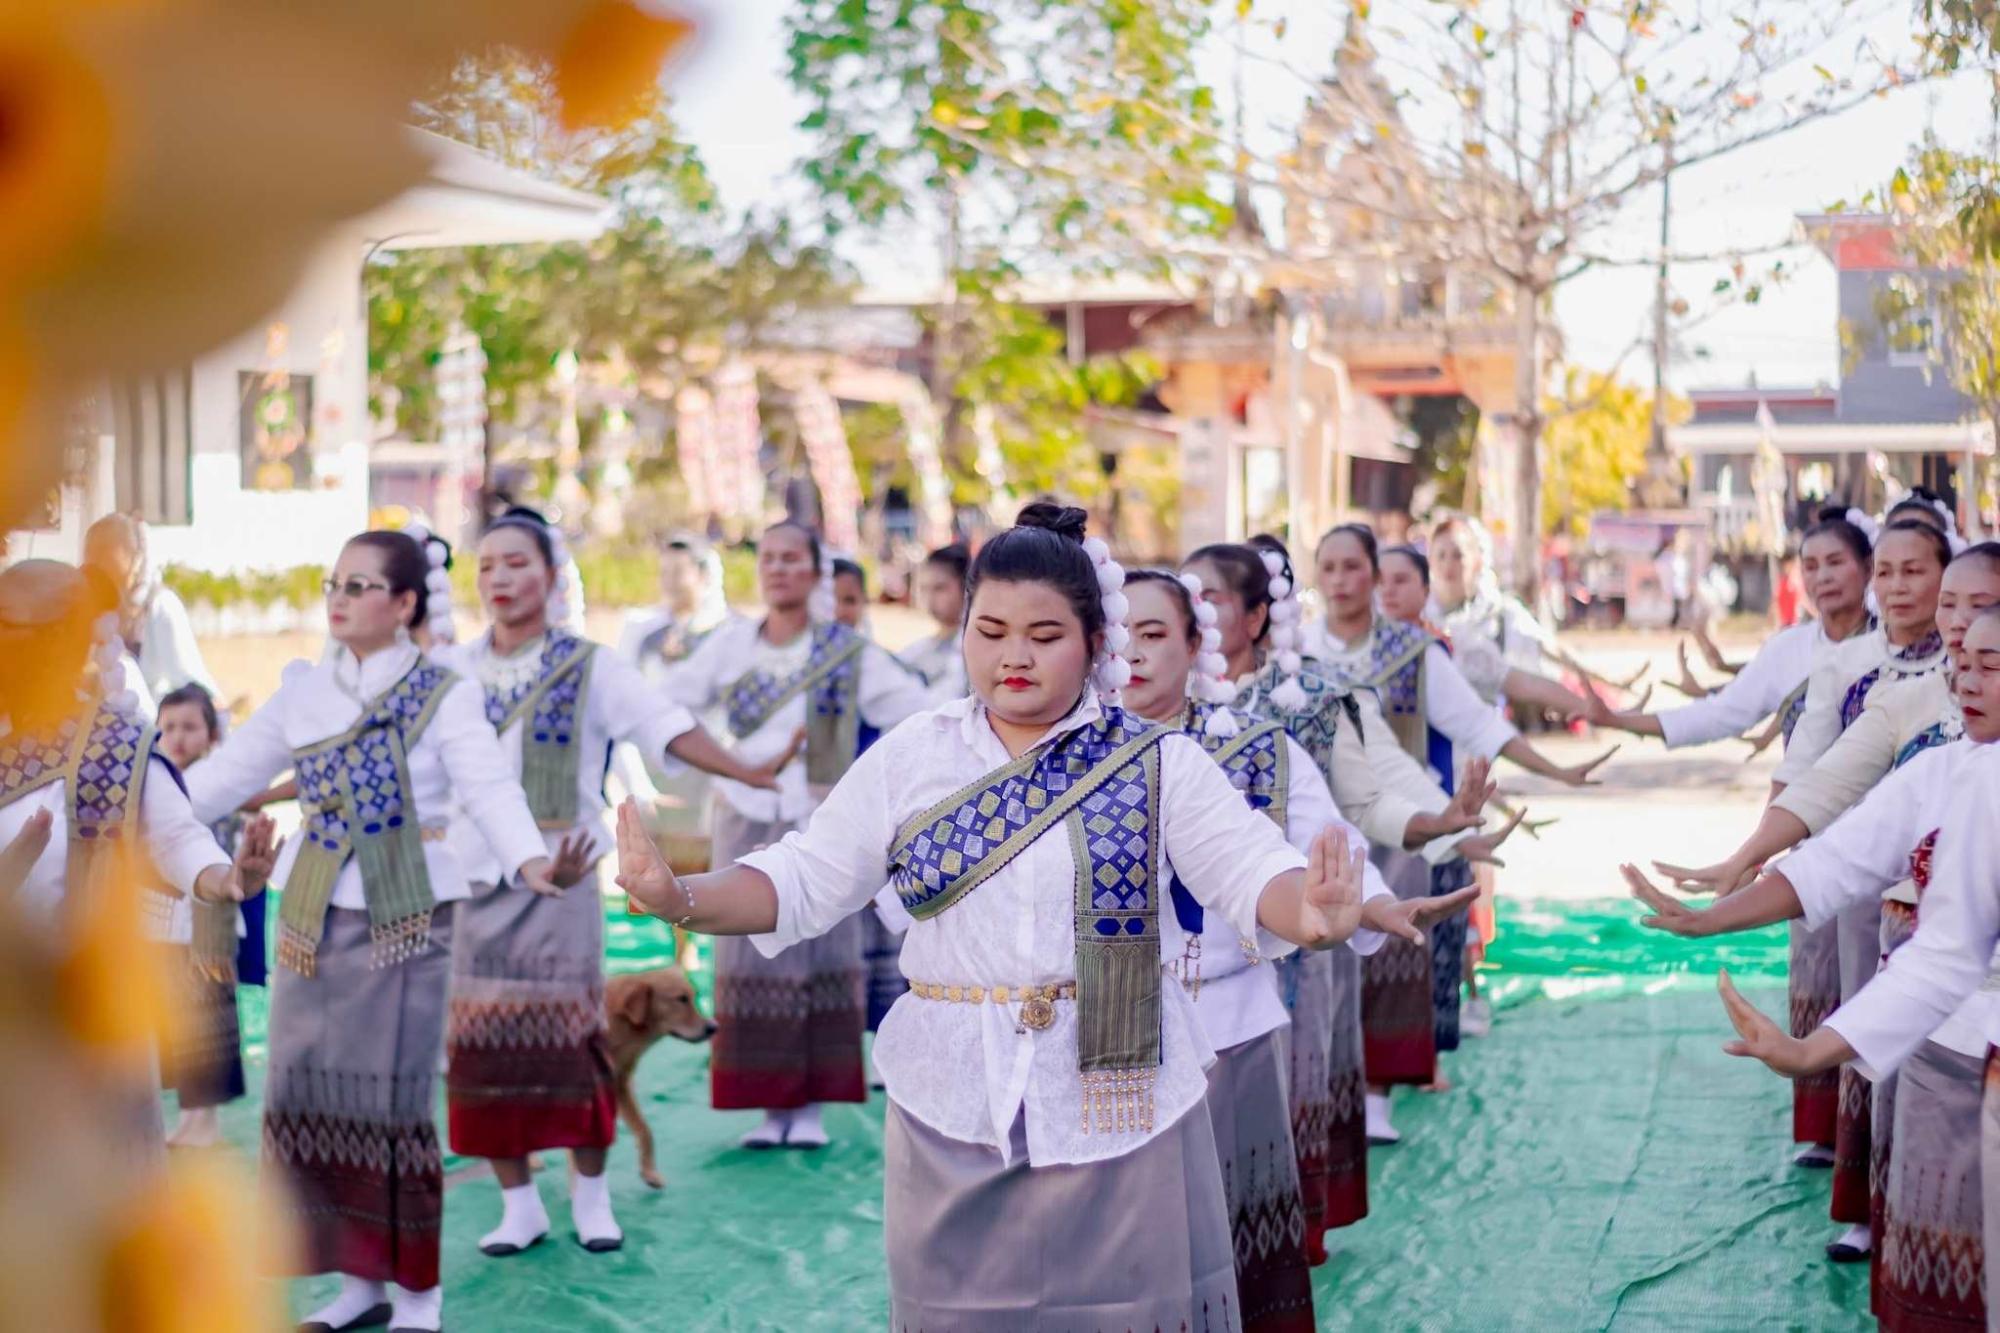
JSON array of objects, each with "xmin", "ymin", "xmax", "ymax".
[
  {"xmin": 1717, "ymin": 970, "xmax": 1808, "ymax": 1074},
  {"xmin": 1297, "ymin": 826, "xmax": 1366, "ymax": 949},
  {"xmin": 1458, "ymin": 806, "xmax": 1527, "ymax": 866},
  {"xmin": 1652, "ymin": 855, "xmax": 1758, "ymax": 897},
  {"xmin": 229, "ymin": 814, "xmax": 282, "ymax": 899},
  {"xmin": 1438, "ymin": 757, "xmax": 1496, "ymax": 835},
  {"xmin": 1363, "ymin": 884, "xmax": 1483, "ymax": 945},
  {"xmin": 1554, "ymin": 744, "xmax": 1619, "ymax": 787},
  {"xmin": 743, "ymin": 729, "xmax": 808, "ymax": 791},
  {"xmin": 1622, "ymin": 863, "xmax": 1710, "ymax": 936},
  {"xmin": 613, "ymin": 796, "xmax": 687, "ymax": 921},
  {"xmin": 1665, "ymin": 642, "xmax": 1711, "ymax": 700},
  {"xmin": 1743, "ymin": 716, "xmax": 1783, "ymax": 759},
  {"xmin": 0, "ymin": 809, "xmax": 53, "ymax": 895},
  {"xmin": 551, "ymin": 830, "xmax": 599, "ymax": 888}
]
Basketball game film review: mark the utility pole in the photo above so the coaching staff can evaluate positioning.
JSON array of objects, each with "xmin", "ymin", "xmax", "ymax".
[{"xmin": 1636, "ymin": 136, "xmax": 1686, "ymax": 511}]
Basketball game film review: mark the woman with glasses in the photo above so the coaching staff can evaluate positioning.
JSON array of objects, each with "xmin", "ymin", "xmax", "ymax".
[{"xmin": 187, "ymin": 530, "xmax": 574, "ymax": 1333}]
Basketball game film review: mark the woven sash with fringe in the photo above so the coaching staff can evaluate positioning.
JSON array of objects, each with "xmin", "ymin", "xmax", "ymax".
[
  {"xmin": 0, "ymin": 696, "xmax": 154, "ymax": 911},
  {"xmin": 888, "ymin": 708, "xmax": 1170, "ymax": 1134},
  {"xmin": 186, "ymin": 813, "xmax": 243, "ymax": 983},
  {"xmin": 1326, "ymin": 618, "xmax": 1457, "ymax": 790},
  {"xmin": 483, "ymin": 632, "xmax": 595, "ymax": 828},
  {"xmin": 277, "ymin": 660, "xmax": 455, "ymax": 975},
  {"xmin": 722, "ymin": 621, "xmax": 866, "ymax": 787}
]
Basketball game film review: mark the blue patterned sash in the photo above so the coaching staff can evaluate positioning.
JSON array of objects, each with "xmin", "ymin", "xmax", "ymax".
[
  {"xmin": 483, "ymin": 631, "xmax": 596, "ymax": 827},
  {"xmin": 1892, "ymin": 722, "xmax": 1951, "ymax": 772},
  {"xmin": 1777, "ymin": 678, "xmax": 1811, "ymax": 747},
  {"xmin": 888, "ymin": 707, "xmax": 1170, "ymax": 1133},
  {"xmin": 0, "ymin": 697, "xmax": 154, "ymax": 908},
  {"xmin": 723, "ymin": 621, "xmax": 866, "ymax": 786},
  {"xmin": 277, "ymin": 660, "xmax": 456, "ymax": 974},
  {"xmin": 1324, "ymin": 618, "xmax": 1447, "ymax": 781},
  {"xmin": 1170, "ymin": 703, "xmax": 1287, "ymax": 942}
]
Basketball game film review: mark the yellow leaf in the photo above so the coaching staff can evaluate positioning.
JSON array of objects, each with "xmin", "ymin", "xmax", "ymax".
[
  {"xmin": 932, "ymin": 101, "xmax": 961, "ymax": 125},
  {"xmin": 1236, "ymin": 0, "xmax": 1254, "ymax": 17},
  {"xmin": 1465, "ymin": 141, "xmax": 1488, "ymax": 158}
]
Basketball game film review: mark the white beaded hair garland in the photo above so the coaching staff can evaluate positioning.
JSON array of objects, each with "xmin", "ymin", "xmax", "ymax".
[
  {"xmin": 544, "ymin": 523, "xmax": 576, "ymax": 630},
  {"xmin": 88, "ymin": 612, "xmax": 139, "ymax": 711},
  {"xmin": 1845, "ymin": 507, "xmax": 1882, "ymax": 546},
  {"xmin": 1082, "ymin": 535, "xmax": 1133, "ymax": 705},
  {"xmin": 400, "ymin": 522, "xmax": 457, "ymax": 645},
  {"xmin": 1260, "ymin": 549, "xmax": 1310, "ymax": 712},
  {"xmin": 1176, "ymin": 569, "xmax": 1239, "ymax": 738},
  {"xmin": 808, "ymin": 551, "xmax": 838, "ymax": 623}
]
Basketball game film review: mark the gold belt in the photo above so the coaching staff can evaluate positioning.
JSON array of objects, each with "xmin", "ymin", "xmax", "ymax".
[
  {"xmin": 908, "ymin": 980, "xmax": 1076, "ymax": 1031},
  {"xmin": 421, "ymin": 825, "xmax": 449, "ymax": 843}
]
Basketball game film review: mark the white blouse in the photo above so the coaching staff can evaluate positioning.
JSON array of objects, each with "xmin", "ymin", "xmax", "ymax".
[
  {"xmin": 1776, "ymin": 626, "xmax": 1948, "ymax": 786},
  {"xmin": 1302, "ymin": 618, "xmax": 1518, "ymax": 783},
  {"xmin": 738, "ymin": 692, "xmax": 1310, "ymax": 1167},
  {"xmin": 437, "ymin": 634, "xmax": 698, "ymax": 886},
  {"xmin": 0, "ymin": 725, "xmax": 230, "ymax": 938},
  {"xmin": 1435, "ymin": 590, "xmax": 1551, "ymax": 705},
  {"xmin": 1823, "ymin": 743, "xmax": 2000, "ymax": 1079},
  {"xmin": 664, "ymin": 615, "xmax": 932, "ymax": 825},
  {"xmin": 898, "ymin": 629, "xmax": 969, "ymax": 703},
  {"xmin": 186, "ymin": 643, "xmax": 547, "ymax": 909},
  {"xmin": 129, "ymin": 585, "xmax": 219, "ymax": 701},
  {"xmin": 1772, "ymin": 671, "xmax": 1957, "ymax": 836},
  {"xmin": 1784, "ymin": 741, "xmax": 1992, "ymax": 1057},
  {"xmin": 1655, "ymin": 620, "xmax": 1828, "ymax": 750},
  {"xmin": 1170, "ymin": 728, "xmax": 1391, "ymax": 1053}
]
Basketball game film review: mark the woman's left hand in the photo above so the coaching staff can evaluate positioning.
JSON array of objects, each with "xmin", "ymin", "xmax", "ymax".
[
  {"xmin": 1361, "ymin": 884, "xmax": 1483, "ymax": 945},
  {"xmin": 1298, "ymin": 826, "xmax": 1366, "ymax": 948},
  {"xmin": 550, "ymin": 830, "xmax": 599, "ymax": 888},
  {"xmin": 1555, "ymin": 744, "xmax": 1619, "ymax": 787}
]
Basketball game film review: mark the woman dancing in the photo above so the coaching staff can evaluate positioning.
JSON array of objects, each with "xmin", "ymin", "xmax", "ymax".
[{"xmin": 663, "ymin": 520, "xmax": 931, "ymax": 1150}]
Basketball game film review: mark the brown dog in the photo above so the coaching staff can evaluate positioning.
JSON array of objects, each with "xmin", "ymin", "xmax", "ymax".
[{"xmin": 603, "ymin": 966, "xmax": 716, "ymax": 1189}]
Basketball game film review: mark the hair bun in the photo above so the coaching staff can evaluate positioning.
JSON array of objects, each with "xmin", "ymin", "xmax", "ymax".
[{"xmin": 1015, "ymin": 502, "xmax": 1089, "ymax": 544}]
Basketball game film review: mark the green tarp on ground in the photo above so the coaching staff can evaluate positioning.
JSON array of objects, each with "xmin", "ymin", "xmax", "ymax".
[{"xmin": 202, "ymin": 899, "xmax": 1868, "ymax": 1330}]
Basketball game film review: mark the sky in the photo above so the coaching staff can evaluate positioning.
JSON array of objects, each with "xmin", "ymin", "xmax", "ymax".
[{"xmin": 669, "ymin": 0, "xmax": 1994, "ymax": 394}]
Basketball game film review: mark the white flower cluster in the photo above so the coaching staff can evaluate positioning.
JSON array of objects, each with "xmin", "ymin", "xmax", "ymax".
[
  {"xmin": 1261, "ymin": 550, "xmax": 1310, "ymax": 712},
  {"xmin": 545, "ymin": 525, "xmax": 575, "ymax": 630},
  {"xmin": 89, "ymin": 613, "xmax": 139, "ymax": 711},
  {"xmin": 1176, "ymin": 570, "xmax": 1239, "ymax": 739},
  {"xmin": 400, "ymin": 522, "xmax": 457, "ymax": 645},
  {"xmin": 1083, "ymin": 536, "xmax": 1132, "ymax": 705}
]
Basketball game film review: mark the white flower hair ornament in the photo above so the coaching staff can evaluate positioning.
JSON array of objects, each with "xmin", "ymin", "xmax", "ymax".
[
  {"xmin": 1177, "ymin": 570, "xmax": 1239, "ymax": 738},
  {"xmin": 401, "ymin": 522, "xmax": 457, "ymax": 645},
  {"xmin": 808, "ymin": 555, "xmax": 837, "ymax": 623},
  {"xmin": 1260, "ymin": 549, "xmax": 1310, "ymax": 712},
  {"xmin": 545, "ymin": 524, "xmax": 576, "ymax": 630},
  {"xmin": 89, "ymin": 612, "xmax": 139, "ymax": 712},
  {"xmin": 1845, "ymin": 508, "xmax": 1882, "ymax": 546},
  {"xmin": 1083, "ymin": 536, "xmax": 1133, "ymax": 704}
]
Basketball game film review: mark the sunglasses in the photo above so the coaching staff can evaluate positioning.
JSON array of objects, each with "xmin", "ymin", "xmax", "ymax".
[{"xmin": 322, "ymin": 576, "xmax": 392, "ymax": 600}]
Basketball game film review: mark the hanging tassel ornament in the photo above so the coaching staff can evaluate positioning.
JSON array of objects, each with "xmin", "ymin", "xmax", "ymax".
[
  {"xmin": 1178, "ymin": 571, "xmax": 1239, "ymax": 738},
  {"xmin": 1084, "ymin": 538, "xmax": 1131, "ymax": 706},
  {"xmin": 401, "ymin": 522, "xmax": 457, "ymax": 645},
  {"xmin": 1261, "ymin": 551, "xmax": 1310, "ymax": 712}
]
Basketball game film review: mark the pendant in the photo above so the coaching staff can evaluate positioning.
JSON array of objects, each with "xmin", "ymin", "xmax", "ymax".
[{"xmin": 1019, "ymin": 995, "xmax": 1056, "ymax": 1031}]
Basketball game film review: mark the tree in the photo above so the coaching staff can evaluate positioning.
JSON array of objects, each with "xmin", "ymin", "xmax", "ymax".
[
  {"xmin": 1866, "ymin": 133, "xmax": 2000, "ymax": 523},
  {"xmin": 1273, "ymin": 1, "xmax": 1920, "ymax": 595},
  {"xmin": 1540, "ymin": 368, "xmax": 1684, "ymax": 537},
  {"xmin": 367, "ymin": 53, "xmax": 846, "ymax": 513},
  {"xmin": 784, "ymin": 0, "xmax": 1226, "ymax": 510}
]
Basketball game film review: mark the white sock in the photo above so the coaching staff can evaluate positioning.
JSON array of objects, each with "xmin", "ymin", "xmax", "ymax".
[
  {"xmin": 478, "ymin": 1182, "xmax": 549, "ymax": 1255},
  {"xmin": 302, "ymin": 1275, "xmax": 386, "ymax": 1329},
  {"xmin": 1365, "ymin": 1092, "xmax": 1400, "ymax": 1143},
  {"xmin": 571, "ymin": 1170, "xmax": 623, "ymax": 1250},
  {"xmin": 168, "ymin": 1106, "xmax": 222, "ymax": 1146},
  {"xmin": 1834, "ymin": 1224, "xmax": 1872, "ymax": 1253},
  {"xmin": 388, "ymin": 1282, "xmax": 442, "ymax": 1331},
  {"xmin": 785, "ymin": 1103, "xmax": 828, "ymax": 1148},
  {"xmin": 740, "ymin": 1110, "xmax": 790, "ymax": 1148}
]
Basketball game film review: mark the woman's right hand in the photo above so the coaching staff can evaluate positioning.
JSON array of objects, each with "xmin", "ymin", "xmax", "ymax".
[
  {"xmin": 1652, "ymin": 855, "xmax": 1758, "ymax": 897},
  {"xmin": 1423, "ymin": 758, "xmax": 1495, "ymax": 838},
  {"xmin": 1458, "ymin": 806, "xmax": 1527, "ymax": 867},
  {"xmin": 1666, "ymin": 642, "xmax": 1711, "ymax": 700},
  {"xmin": 614, "ymin": 796, "xmax": 687, "ymax": 921},
  {"xmin": 1717, "ymin": 970, "xmax": 1819, "ymax": 1076},
  {"xmin": 1623, "ymin": 863, "xmax": 1713, "ymax": 936}
]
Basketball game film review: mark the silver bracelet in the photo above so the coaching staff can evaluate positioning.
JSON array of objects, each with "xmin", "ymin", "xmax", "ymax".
[{"xmin": 672, "ymin": 876, "xmax": 697, "ymax": 930}]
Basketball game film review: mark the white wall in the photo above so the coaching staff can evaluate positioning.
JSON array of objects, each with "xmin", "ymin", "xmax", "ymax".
[{"xmin": 146, "ymin": 229, "xmax": 372, "ymax": 573}]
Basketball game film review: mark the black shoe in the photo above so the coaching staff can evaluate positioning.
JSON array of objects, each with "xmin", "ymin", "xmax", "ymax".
[
  {"xmin": 578, "ymin": 1233, "xmax": 625, "ymax": 1254},
  {"xmin": 478, "ymin": 1231, "xmax": 547, "ymax": 1258},
  {"xmin": 299, "ymin": 1303, "xmax": 392, "ymax": 1333},
  {"xmin": 1825, "ymin": 1240, "xmax": 1870, "ymax": 1263}
]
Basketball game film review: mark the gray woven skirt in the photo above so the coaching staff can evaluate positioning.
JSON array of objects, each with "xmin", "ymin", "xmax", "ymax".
[
  {"xmin": 1879, "ymin": 1040, "xmax": 1985, "ymax": 1328},
  {"xmin": 1832, "ymin": 899, "xmax": 1883, "ymax": 1223},
  {"xmin": 1789, "ymin": 918, "xmax": 1842, "ymax": 1146},
  {"xmin": 709, "ymin": 804, "xmax": 866, "ymax": 1110},
  {"xmin": 1205, "ymin": 1030, "xmax": 1315, "ymax": 1331},
  {"xmin": 884, "ymin": 1099, "xmax": 1241, "ymax": 1332},
  {"xmin": 263, "ymin": 903, "xmax": 454, "ymax": 1291},
  {"xmin": 445, "ymin": 870, "xmax": 615, "ymax": 1159}
]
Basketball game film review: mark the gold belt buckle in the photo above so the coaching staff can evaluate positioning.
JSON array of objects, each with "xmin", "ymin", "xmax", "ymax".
[{"xmin": 1018, "ymin": 988, "xmax": 1056, "ymax": 1032}]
